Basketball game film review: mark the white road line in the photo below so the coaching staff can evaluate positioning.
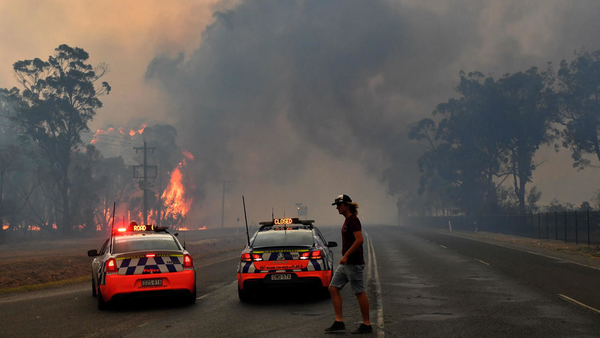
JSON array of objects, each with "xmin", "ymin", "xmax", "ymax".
[
  {"xmin": 365, "ymin": 232, "xmax": 385, "ymax": 338},
  {"xmin": 433, "ymin": 230, "xmax": 600, "ymax": 272},
  {"xmin": 196, "ymin": 294, "xmax": 210, "ymax": 300},
  {"xmin": 558, "ymin": 294, "xmax": 600, "ymax": 315},
  {"xmin": 476, "ymin": 259, "xmax": 490, "ymax": 266},
  {"xmin": 440, "ymin": 245, "xmax": 447, "ymax": 249}
]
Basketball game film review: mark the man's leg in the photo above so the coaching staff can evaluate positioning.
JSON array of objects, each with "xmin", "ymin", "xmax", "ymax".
[
  {"xmin": 329, "ymin": 286, "xmax": 343, "ymax": 322},
  {"xmin": 355, "ymin": 291, "xmax": 370, "ymax": 325}
]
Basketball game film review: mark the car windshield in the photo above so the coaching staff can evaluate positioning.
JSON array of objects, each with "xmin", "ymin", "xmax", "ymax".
[
  {"xmin": 113, "ymin": 236, "xmax": 180, "ymax": 253},
  {"xmin": 252, "ymin": 229, "xmax": 314, "ymax": 248}
]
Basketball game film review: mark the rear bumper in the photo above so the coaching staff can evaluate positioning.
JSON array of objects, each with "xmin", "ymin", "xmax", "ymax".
[
  {"xmin": 238, "ymin": 270, "xmax": 331, "ymax": 290},
  {"xmin": 99, "ymin": 270, "xmax": 195, "ymax": 302}
]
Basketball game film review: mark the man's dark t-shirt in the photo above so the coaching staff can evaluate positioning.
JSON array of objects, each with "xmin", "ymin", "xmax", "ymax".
[{"xmin": 341, "ymin": 215, "xmax": 365, "ymax": 265}]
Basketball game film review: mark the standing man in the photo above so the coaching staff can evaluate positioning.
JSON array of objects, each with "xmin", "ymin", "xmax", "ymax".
[{"xmin": 325, "ymin": 194, "xmax": 372, "ymax": 334}]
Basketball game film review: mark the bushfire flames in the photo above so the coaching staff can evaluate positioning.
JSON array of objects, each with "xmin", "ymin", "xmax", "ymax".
[
  {"xmin": 90, "ymin": 124, "xmax": 148, "ymax": 144},
  {"xmin": 161, "ymin": 154, "xmax": 193, "ymax": 224}
]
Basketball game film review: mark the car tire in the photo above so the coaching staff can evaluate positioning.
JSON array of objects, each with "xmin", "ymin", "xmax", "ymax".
[
  {"xmin": 238, "ymin": 285, "xmax": 251, "ymax": 302},
  {"xmin": 186, "ymin": 286, "xmax": 197, "ymax": 305},
  {"xmin": 91, "ymin": 275, "xmax": 97, "ymax": 297},
  {"xmin": 97, "ymin": 289, "xmax": 109, "ymax": 311}
]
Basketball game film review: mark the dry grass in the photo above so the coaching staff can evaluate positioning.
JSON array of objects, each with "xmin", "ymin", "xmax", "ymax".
[
  {"xmin": 449, "ymin": 230, "xmax": 600, "ymax": 266},
  {"xmin": 0, "ymin": 234, "xmax": 245, "ymax": 295}
]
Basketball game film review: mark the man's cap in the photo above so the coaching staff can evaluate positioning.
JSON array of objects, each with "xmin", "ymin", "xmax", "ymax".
[{"xmin": 332, "ymin": 194, "xmax": 352, "ymax": 205}]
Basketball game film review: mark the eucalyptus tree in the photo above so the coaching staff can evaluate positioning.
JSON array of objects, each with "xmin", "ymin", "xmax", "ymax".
[
  {"xmin": 1, "ymin": 45, "xmax": 110, "ymax": 234},
  {"xmin": 496, "ymin": 68, "xmax": 557, "ymax": 214},
  {"xmin": 410, "ymin": 72, "xmax": 510, "ymax": 215},
  {"xmin": 553, "ymin": 49, "xmax": 600, "ymax": 170},
  {"xmin": 411, "ymin": 68, "xmax": 556, "ymax": 215}
]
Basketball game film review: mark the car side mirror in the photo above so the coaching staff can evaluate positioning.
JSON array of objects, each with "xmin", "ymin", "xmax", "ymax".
[
  {"xmin": 87, "ymin": 249, "xmax": 98, "ymax": 257},
  {"xmin": 174, "ymin": 233, "xmax": 179, "ymax": 237},
  {"xmin": 328, "ymin": 241, "xmax": 338, "ymax": 248}
]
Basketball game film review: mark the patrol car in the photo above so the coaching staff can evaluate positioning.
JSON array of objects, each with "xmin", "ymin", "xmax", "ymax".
[
  {"xmin": 87, "ymin": 222, "xmax": 196, "ymax": 310},
  {"xmin": 237, "ymin": 218, "xmax": 337, "ymax": 301}
]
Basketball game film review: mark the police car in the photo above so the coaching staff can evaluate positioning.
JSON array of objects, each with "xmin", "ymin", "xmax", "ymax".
[
  {"xmin": 87, "ymin": 222, "xmax": 196, "ymax": 310},
  {"xmin": 237, "ymin": 218, "xmax": 337, "ymax": 301}
]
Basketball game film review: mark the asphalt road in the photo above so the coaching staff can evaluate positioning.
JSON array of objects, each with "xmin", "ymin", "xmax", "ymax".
[{"xmin": 1, "ymin": 225, "xmax": 600, "ymax": 337}]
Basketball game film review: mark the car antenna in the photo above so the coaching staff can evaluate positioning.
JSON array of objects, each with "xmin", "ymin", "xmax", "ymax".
[
  {"xmin": 243, "ymin": 196, "xmax": 250, "ymax": 246},
  {"xmin": 110, "ymin": 202, "xmax": 116, "ymax": 252}
]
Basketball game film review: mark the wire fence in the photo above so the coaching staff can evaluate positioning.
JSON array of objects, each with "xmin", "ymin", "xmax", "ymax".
[{"xmin": 407, "ymin": 210, "xmax": 600, "ymax": 245}]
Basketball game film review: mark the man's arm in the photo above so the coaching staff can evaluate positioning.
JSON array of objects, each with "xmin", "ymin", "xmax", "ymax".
[{"xmin": 339, "ymin": 230, "xmax": 363, "ymax": 264}]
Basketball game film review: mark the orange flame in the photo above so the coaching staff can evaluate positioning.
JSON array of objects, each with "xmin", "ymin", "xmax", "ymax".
[
  {"xmin": 162, "ymin": 166, "xmax": 191, "ymax": 218},
  {"xmin": 138, "ymin": 124, "xmax": 147, "ymax": 134},
  {"xmin": 2, "ymin": 225, "xmax": 8, "ymax": 230},
  {"xmin": 89, "ymin": 125, "xmax": 147, "ymax": 144},
  {"xmin": 161, "ymin": 152, "xmax": 194, "ymax": 224},
  {"xmin": 199, "ymin": 226, "xmax": 206, "ymax": 230},
  {"xmin": 91, "ymin": 127, "xmax": 115, "ymax": 144}
]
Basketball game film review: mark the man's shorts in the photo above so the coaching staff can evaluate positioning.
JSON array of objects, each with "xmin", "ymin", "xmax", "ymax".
[{"xmin": 330, "ymin": 264, "xmax": 365, "ymax": 294}]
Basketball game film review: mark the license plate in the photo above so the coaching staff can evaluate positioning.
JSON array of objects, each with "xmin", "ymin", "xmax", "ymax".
[
  {"xmin": 142, "ymin": 279, "xmax": 162, "ymax": 287},
  {"xmin": 271, "ymin": 274, "xmax": 291, "ymax": 281}
]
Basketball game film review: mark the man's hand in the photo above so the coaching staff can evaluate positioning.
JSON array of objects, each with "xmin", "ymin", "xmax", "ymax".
[{"xmin": 339, "ymin": 255, "xmax": 348, "ymax": 265}]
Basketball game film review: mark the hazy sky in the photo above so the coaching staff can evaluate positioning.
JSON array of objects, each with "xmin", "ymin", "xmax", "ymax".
[{"xmin": 2, "ymin": 0, "xmax": 600, "ymax": 227}]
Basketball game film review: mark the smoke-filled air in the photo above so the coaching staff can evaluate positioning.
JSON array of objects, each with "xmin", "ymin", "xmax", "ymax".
[{"xmin": 1, "ymin": 0, "xmax": 600, "ymax": 240}]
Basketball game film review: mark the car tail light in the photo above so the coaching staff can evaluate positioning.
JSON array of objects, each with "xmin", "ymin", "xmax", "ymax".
[
  {"xmin": 241, "ymin": 253, "xmax": 252, "ymax": 262},
  {"xmin": 300, "ymin": 252, "xmax": 310, "ymax": 260},
  {"xmin": 183, "ymin": 254, "xmax": 193, "ymax": 268},
  {"xmin": 146, "ymin": 253, "xmax": 155, "ymax": 258},
  {"xmin": 106, "ymin": 258, "xmax": 117, "ymax": 273},
  {"xmin": 117, "ymin": 228, "xmax": 126, "ymax": 232},
  {"xmin": 251, "ymin": 254, "xmax": 263, "ymax": 261},
  {"xmin": 310, "ymin": 250, "xmax": 323, "ymax": 260}
]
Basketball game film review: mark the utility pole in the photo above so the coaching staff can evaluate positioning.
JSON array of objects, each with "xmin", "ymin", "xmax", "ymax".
[
  {"xmin": 134, "ymin": 141, "xmax": 157, "ymax": 225},
  {"xmin": 221, "ymin": 180, "xmax": 229, "ymax": 228}
]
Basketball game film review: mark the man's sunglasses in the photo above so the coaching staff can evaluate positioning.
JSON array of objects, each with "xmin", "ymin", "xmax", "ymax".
[{"xmin": 335, "ymin": 202, "xmax": 344, "ymax": 207}]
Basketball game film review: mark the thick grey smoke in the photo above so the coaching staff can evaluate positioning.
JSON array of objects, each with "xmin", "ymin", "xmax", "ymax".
[{"xmin": 145, "ymin": 0, "xmax": 600, "ymax": 224}]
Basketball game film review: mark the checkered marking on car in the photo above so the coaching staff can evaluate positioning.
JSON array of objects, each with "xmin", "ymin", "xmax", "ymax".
[{"xmin": 116, "ymin": 255, "xmax": 184, "ymax": 275}]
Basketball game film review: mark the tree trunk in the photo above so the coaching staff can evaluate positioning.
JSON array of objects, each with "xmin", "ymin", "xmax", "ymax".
[{"xmin": 61, "ymin": 156, "xmax": 71, "ymax": 235}]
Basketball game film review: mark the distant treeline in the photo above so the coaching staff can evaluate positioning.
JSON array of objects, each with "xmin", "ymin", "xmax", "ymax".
[{"xmin": 405, "ymin": 48, "xmax": 600, "ymax": 217}]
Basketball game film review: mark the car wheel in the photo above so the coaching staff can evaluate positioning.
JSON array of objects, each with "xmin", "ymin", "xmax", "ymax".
[
  {"xmin": 186, "ymin": 286, "xmax": 197, "ymax": 305},
  {"xmin": 238, "ymin": 285, "xmax": 251, "ymax": 302},
  {"xmin": 91, "ymin": 275, "xmax": 97, "ymax": 297},
  {"xmin": 97, "ymin": 289, "xmax": 109, "ymax": 311}
]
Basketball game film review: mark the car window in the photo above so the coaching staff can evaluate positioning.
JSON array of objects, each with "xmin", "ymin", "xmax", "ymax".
[
  {"xmin": 314, "ymin": 231, "xmax": 325, "ymax": 247},
  {"xmin": 252, "ymin": 230, "xmax": 314, "ymax": 248},
  {"xmin": 113, "ymin": 236, "xmax": 180, "ymax": 253},
  {"xmin": 99, "ymin": 239, "xmax": 109, "ymax": 255}
]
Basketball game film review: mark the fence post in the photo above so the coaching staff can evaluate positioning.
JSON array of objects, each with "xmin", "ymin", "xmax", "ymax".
[
  {"xmin": 555, "ymin": 211, "xmax": 558, "ymax": 240},
  {"xmin": 587, "ymin": 209, "xmax": 590, "ymax": 246},
  {"xmin": 546, "ymin": 212, "xmax": 549, "ymax": 240},
  {"xmin": 564, "ymin": 210, "xmax": 568, "ymax": 243},
  {"xmin": 529, "ymin": 214, "xmax": 534, "ymax": 238},
  {"xmin": 538, "ymin": 212, "xmax": 542, "ymax": 239}
]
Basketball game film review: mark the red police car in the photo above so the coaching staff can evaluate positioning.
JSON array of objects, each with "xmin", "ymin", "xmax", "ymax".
[
  {"xmin": 237, "ymin": 218, "xmax": 337, "ymax": 301},
  {"xmin": 88, "ymin": 222, "xmax": 196, "ymax": 310}
]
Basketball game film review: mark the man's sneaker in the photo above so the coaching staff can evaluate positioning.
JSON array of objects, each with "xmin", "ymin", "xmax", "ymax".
[
  {"xmin": 351, "ymin": 324, "xmax": 373, "ymax": 334},
  {"xmin": 324, "ymin": 321, "xmax": 345, "ymax": 332}
]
